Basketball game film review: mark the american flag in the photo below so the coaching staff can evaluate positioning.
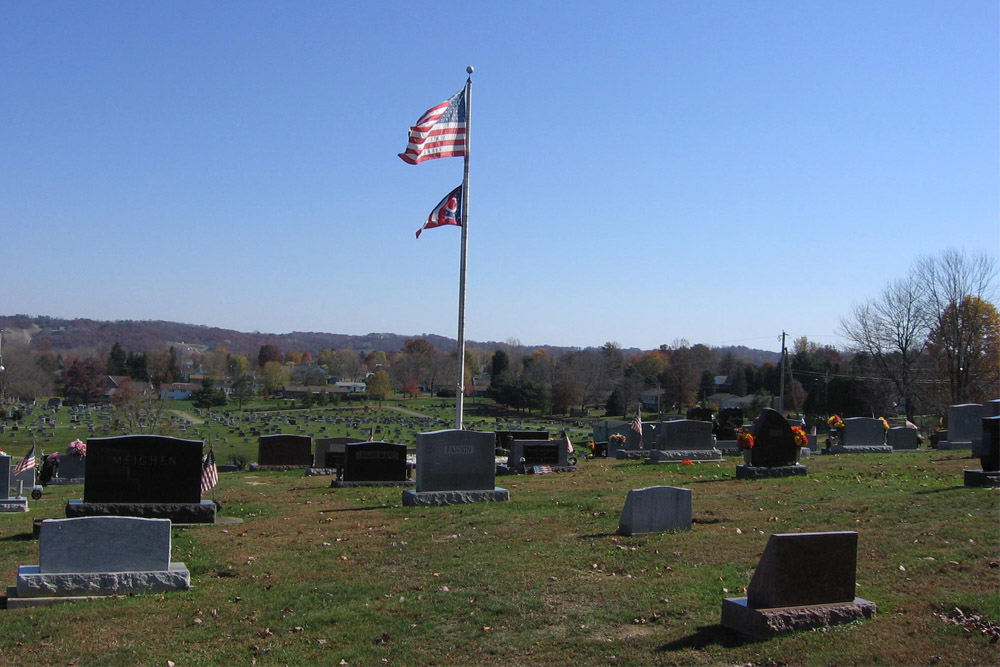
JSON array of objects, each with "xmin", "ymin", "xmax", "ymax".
[
  {"xmin": 533, "ymin": 465, "xmax": 553, "ymax": 475},
  {"xmin": 201, "ymin": 448, "xmax": 218, "ymax": 495},
  {"xmin": 398, "ymin": 88, "xmax": 467, "ymax": 165},
  {"xmin": 13, "ymin": 445, "xmax": 35, "ymax": 476},
  {"xmin": 631, "ymin": 406, "xmax": 643, "ymax": 438},
  {"xmin": 416, "ymin": 185, "xmax": 462, "ymax": 239}
]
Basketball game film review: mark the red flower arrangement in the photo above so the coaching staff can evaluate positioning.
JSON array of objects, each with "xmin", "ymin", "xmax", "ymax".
[
  {"xmin": 827, "ymin": 415, "xmax": 845, "ymax": 430},
  {"xmin": 737, "ymin": 428, "xmax": 755, "ymax": 450},
  {"xmin": 791, "ymin": 425, "xmax": 808, "ymax": 447}
]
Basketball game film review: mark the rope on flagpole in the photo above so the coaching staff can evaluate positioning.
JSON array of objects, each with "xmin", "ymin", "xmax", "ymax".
[{"xmin": 455, "ymin": 66, "xmax": 473, "ymax": 431}]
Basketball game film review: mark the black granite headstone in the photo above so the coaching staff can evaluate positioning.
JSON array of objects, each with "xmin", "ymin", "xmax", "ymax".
[
  {"xmin": 343, "ymin": 442, "xmax": 407, "ymax": 482},
  {"xmin": 751, "ymin": 409, "xmax": 798, "ymax": 468},
  {"xmin": 982, "ymin": 416, "xmax": 999, "ymax": 472},
  {"xmin": 83, "ymin": 436, "xmax": 203, "ymax": 504},
  {"xmin": 495, "ymin": 431, "xmax": 548, "ymax": 451},
  {"xmin": 315, "ymin": 436, "xmax": 365, "ymax": 468},
  {"xmin": 258, "ymin": 434, "xmax": 313, "ymax": 466}
]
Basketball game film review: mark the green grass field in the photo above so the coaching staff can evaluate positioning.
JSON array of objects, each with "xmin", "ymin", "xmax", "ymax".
[{"xmin": 0, "ymin": 429, "xmax": 996, "ymax": 665}]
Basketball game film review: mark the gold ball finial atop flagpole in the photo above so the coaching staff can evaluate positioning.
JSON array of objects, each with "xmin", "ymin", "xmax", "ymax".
[{"xmin": 466, "ymin": 65, "xmax": 474, "ymax": 74}]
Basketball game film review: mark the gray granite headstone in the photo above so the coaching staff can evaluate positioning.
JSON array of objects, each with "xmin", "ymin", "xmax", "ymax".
[
  {"xmin": 660, "ymin": 420, "xmax": 714, "ymax": 450},
  {"xmin": 984, "ymin": 399, "xmax": 1000, "ymax": 419},
  {"xmin": 841, "ymin": 418, "xmax": 886, "ymax": 447},
  {"xmin": 947, "ymin": 404, "xmax": 983, "ymax": 444},
  {"xmin": 887, "ymin": 427, "xmax": 919, "ymax": 450},
  {"xmin": 415, "ymin": 429, "xmax": 496, "ymax": 492},
  {"xmin": 617, "ymin": 486, "xmax": 691, "ymax": 536},
  {"xmin": 39, "ymin": 516, "xmax": 170, "ymax": 573}
]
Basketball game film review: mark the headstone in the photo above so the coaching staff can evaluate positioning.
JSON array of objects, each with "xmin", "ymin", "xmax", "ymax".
[
  {"xmin": 48, "ymin": 450, "xmax": 87, "ymax": 485},
  {"xmin": 65, "ymin": 435, "xmax": 214, "ymax": 523},
  {"xmin": 7, "ymin": 516, "xmax": 190, "ymax": 608},
  {"xmin": 831, "ymin": 417, "xmax": 892, "ymax": 453},
  {"xmin": 313, "ymin": 436, "xmax": 364, "ymax": 471},
  {"xmin": 721, "ymin": 531, "xmax": 876, "ymax": 639},
  {"xmin": 332, "ymin": 442, "xmax": 410, "ymax": 486},
  {"xmin": 617, "ymin": 486, "xmax": 691, "ymax": 536},
  {"xmin": 257, "ymin": 434, "xmax": 313, "ymax": 467},
  {"xmin": 645, "ymin": 419, "xmax": 721, "ymax": 462},
  {"xmin": 507, "ymin": 438, "xmax": 571, "ymax": 472},
  {"xmin": 403, "ymin": 429, "xmax": 508, "ymax": 506},
  {"xmin": 941, "ymin": 403, "xmax": 984, "ymax": 452},
  {"xmin": 887, "ymin": 427, "xmax": 919, "ymax": 450},
  {"xmin": 0, "ymin": 455, "xmax": 28, "ymax": 512},
  {"xmin": 750, "ymin": 409, "xmax": 799, "ymax": 468},
  {"xmin": 495, "ymin": 430, "xmax": 548, "ymax": 452},
  {"xmin": 965, "ymin": 415, "xmax": 1000, "ymax": 487}
]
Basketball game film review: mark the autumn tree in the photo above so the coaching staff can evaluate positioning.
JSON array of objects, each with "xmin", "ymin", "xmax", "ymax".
[
  {"xmin": 917, "ymin": 249, "xmax": 998, "ymax": 405},
  {"xmin": 260, "ymin": 361, "xmax": 289, "ymax": 397},
  {"xmin": 366, "ymin": 370, "xmax": 393, "ymax": 406},
  {"xmin": 257, "ymin": 344, "xmax": 283, "ymax": 368},
  {"xmin": 64, "ymin": 357, "xmax": 106, "ymax": 403},
  {"xmin": 926, "ymin": 296, "xmax": 1000, "ymax": 405}
]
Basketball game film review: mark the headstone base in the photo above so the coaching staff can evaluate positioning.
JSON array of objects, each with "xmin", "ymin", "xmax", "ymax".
[
  {"xmin": 45, "ymin": 478, "xmax": 85, "ymax": 486},
  {"xmin": 66, "ymin": 499, "xmax": 216, "ymax": 524},
  {"xmin": 7, "ymin": 563, "xmax": 190, "ymax": 608},
  {"xmin": 964, "ymin": 470, "xmax": 1000, "ymax": 488},
  {"xmin": 402, "ymin": 488, "xmax": 510, "ymax": 507},
  {"xmin": 829, "ymin": 445, "xmax": 893, "ymax": 454},
  {"xmin": 305, "ymin": 467, "xmax": 339, "ymax": 476},
  {"xmin": 937, "ymin": 441, "xmax": 972, "ymax": 451},
  {"xmin": 736, "ymin": 465, "xmax": 808, "ymax": 479},
  {"xmin": 0, "ymin": 498, "xmax": 29, "ymax": 512},
  {"xmin": 331, "ymin": 480, "xmax": 414, "ymax": 488},
  {"xmin": 252, "ymin": 464, "xmax": 311, "ymax": 471},
  {"xmin": 615, "ymin": 450, "xmax": 649, "ymax": 460},
  {"xmin": 644, "ymin": 449, "xmax": 722, "ymax": 462},
  {"xmin": 721, "ymin": 596, "xmax": 875, "ymax": 640}
]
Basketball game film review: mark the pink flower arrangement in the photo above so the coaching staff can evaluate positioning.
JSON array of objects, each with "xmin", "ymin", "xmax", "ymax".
[
  {"xmin": 880, "ymin": 417, "xmax": 890, "ymax": 431},
  {"xmin": 67, "ymin": 439, "xmax": 87, "ymax": 457}
]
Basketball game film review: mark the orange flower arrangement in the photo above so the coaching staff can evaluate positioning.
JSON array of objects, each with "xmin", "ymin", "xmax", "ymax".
[
  {"xmin": 791, "ymin": 425, "xmax": 808, "ymax": 447},
  {"xmin": 737, "ymin": 427, "xmax": 755, "ymax": 450}
]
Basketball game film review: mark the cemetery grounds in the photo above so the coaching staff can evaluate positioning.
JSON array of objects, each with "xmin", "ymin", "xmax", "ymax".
[{"xmin": 0, "ymin": 399, "xmax": 996, "ymax": 665}]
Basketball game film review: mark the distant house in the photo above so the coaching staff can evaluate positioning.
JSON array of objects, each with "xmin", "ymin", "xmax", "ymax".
[
  {"xmin": 334, "ymin": 381, "xmax": 367, "ymax": 395},
  {"xmin": 160, "ymin": 382, "xmax": 201, "ymax": 401},
  {"xmin": 641, "ymin": 388, "xmax": 665, "ymax": 411},
  {"xmin": 280, "ymin": 385, "xmax": 349, "ymax": 400}
]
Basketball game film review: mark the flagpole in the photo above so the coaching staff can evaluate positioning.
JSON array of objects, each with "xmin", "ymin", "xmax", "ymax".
[{"xmin": 455, "ymin": 66, "xmax": 473, "ymax": 431}]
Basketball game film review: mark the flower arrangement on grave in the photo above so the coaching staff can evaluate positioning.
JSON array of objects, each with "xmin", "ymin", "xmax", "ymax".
[
  {"xmin": 827, "ymin": 415, "xmax": 845, "ymax": 430},
  {"xmin": 682, "ymin": 459, "xmax": 694, "ymax": 466},
  {"xmin": 879, "ymin": 417, "xmax": 890, "ymax": 431},
  {"xmin": 791, "ymin": 425, "xmax": 808, "ymax": 447},
  {"xmin": 609, "ymin": 433, "xmax": 626, "ymax": 445},
  {"xmin": 67, "ymin": 439, "xmax": 87, "ymax": 457},
  {"xmin": 736, "ymin": 428, "xmax": 755, "ymax": 450}
]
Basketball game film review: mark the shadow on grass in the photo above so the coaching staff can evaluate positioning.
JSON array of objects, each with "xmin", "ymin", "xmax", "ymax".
[
  {"xmin": 320, "ymin": 505, "xmax": 395, "ymax": 513},
  {"xmin": 0, "ymin": 533, "xmax": 34, "ymax": 542},
  {"xmin": 686, "ymin": 477, "xmax": 735, "ymax": 484},
  {"xmin": 655, "ymin": 623, "xmax": 751, "ymax": 652},
  {"xmin": 913, "ymin": 485, "xmax": 967, "ymax": 495},
  {"xmin": 579, "ymin": 532, "xmax": 618, "ymax": 539}
]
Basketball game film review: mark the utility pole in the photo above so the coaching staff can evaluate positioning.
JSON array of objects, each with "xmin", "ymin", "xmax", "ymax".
[{"xmin": 777, "ymin": 331, "xmax": 787, "ymax": 413}]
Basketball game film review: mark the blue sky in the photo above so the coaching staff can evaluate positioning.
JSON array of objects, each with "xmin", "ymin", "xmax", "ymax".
[{"xmin": 2, "ymin": 2, "xmax": 996, "ymax": 353}]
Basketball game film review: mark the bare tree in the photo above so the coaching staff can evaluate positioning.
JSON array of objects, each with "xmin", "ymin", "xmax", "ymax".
[
  {"xmin": 840, "ymin": 274, "xmax": 930, "ymax": 420},
  {"xmin": 915, "ymin": 249, "xmax": 998, "ymax": 405}
]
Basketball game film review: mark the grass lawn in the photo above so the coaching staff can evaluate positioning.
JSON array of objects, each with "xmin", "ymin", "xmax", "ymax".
[{"xmin": 0, "ymin": 448, "xmax": 996, "ymax": 665}]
